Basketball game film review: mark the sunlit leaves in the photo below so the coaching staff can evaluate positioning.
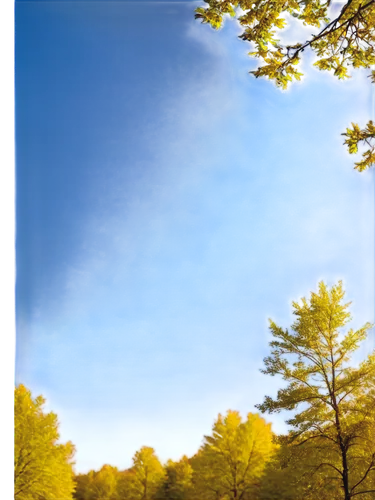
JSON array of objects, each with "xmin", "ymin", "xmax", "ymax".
[
  {"xmin": 256, "ymin": 281, "xmax": 375, "ymax": 499},
  {"xmin": 194, "ymin": 0, "xmax": 375, "ymax": 86},
  {"xmin": 130, "ymin": 446, "xmax": 165, "ymax": 500},
  {"xmin": 74, "ymin": 465, "xmax": 119, "ymax": 500},
  {"xmin": 342, "ymin": 121, "xmax": 375, "ymax": 171},
  {"xmin": 14, "ymin": 384, "xmax": 76, "ymax": 500},
  {"xmin": 155, "ymin": 456, "xmax": 193, "ymax": 500},
  {"xmin": 194, "ymin": 0, "xmax": 375, "ymax": 169},
  {"xmin": 191, "ymin": 410, "xmax": 276, "ymax": 499}
]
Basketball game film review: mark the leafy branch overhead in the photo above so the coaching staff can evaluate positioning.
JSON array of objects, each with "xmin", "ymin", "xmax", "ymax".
[
  {"xmin": 195, "ymin": 0, "xmax": 375, "ymax": 170},
  {"xmin": 343, "ymin": 119, "xmax": 375, "ymax": 171}
]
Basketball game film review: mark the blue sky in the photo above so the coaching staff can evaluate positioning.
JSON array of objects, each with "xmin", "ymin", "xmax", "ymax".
[{"xmin": 15, "ymin": 0, "xmax": 374, "ymax": 472}]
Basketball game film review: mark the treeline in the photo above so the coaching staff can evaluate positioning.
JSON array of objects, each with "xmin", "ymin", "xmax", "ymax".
[
  {"xmin": 15, "ymin": 282, "xmax": 375, "ymax": 500},
  {"xmin": 74, "ymin": 412, "xmax": 274, "ymax": 500}
]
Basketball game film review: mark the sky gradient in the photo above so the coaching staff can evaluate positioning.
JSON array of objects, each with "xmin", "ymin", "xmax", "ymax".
[{"xmin": 15, "ymin": 0, "xmax": 374, "ymax": 472}]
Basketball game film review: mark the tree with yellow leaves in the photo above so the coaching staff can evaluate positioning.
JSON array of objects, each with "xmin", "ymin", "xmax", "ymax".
[
  {"xmin": 194, "ymin": 1, "xmax": 375, "ymax": 170},
  {"xmin": 256, "ymin": 281, "xmax": 375, "ymax": 500},
  {"xmin": 125, "ymin": 446, "xmax": 165, "ymax": 500},
  {"xmin": 116, "ymin": 469, "xmax": 137, "ymax": 500},
  {"xmin": 74, "ymin": 465, "xmax": 119, "ymax": 500},
  {"xmin": 191, "ymin": 410, "xmax": 275, "ymax": 500},
  {"xmin": 255, "ymin": 443, "xmax": 306, "ymax": 500},
  {"xmin": 74, "ymin": 471, "xmax": 92, "ymax": 500},
  {"xmin": 155, "ymin": 456, "xmax": 194, "ymax": 500},
  {"xmin": 14, "ymin": 384, "xmax": 76, "ymax": 500}
]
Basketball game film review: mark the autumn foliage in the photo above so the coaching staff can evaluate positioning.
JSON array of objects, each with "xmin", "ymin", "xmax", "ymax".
[
  {"xmin": 194, "ymin": 0, "xmax": 375, "ymax": 170},
  {"xmin": 14, "ymin": 384, "xmax": 75, "ymax": 500},
  {"xmin": 15, "ymin": 282, "xmax": 375, "ymax": 499}
]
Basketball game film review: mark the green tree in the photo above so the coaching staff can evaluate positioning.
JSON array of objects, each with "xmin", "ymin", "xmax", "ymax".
[
  {"xmin": 14, "ymin": 384, "xmax": 76, "ymax": 500},
  {"xmin": 194, "ymin": 1, "xmax": 375, "ymax": 170},
  {"xmin": 256, "ymin": 281, "xmax": 375, "ymax": 500},
  {"xmin": 191, "ymin": 410, "xmax": 275, "ymax": 500},
  {"xmin": 126, "ymin": 446, "xmax": 165, "ymax": 500}
]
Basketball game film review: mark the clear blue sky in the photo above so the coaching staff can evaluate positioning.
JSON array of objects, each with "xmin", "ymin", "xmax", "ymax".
[{"xmin": 15, "ymin": 0, "xmax": 374, "ymax": 472}]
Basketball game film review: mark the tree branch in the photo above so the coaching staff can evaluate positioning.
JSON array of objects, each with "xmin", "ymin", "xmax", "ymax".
[
  {"xmin": 350, "ymin": 453, "xmax": 375, "ymax": 493},
  {"xmin": 290, "ymin": 0, "xmax": 375, "ymax": 60},
  {"xmin": 313, "ymin": 461, "xmax": 344, "ymax": 477},
  {"xmin": 351, "ymin": 490, "xmax": 375, "ymax": 497}
]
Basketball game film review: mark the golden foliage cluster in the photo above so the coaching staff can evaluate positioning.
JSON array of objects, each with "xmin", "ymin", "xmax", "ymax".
[{"xmin": 195, "ymin": 0, "xmax": 375, "ymax": 170}]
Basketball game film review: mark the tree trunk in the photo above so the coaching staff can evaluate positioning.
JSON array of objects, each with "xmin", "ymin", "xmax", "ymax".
[
  {"xmin": 340, "ymin": 445, "xmax": 350, "ymax": 500},
  {"xmin": 330, "ymin": 343, "xmax": 350, "ymax": 500},
  {"xmin": 332, "ymin": 395, "xmax": 350, "ymax": 500}
]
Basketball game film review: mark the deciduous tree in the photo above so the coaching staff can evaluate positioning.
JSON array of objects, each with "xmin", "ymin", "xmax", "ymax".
[
  {"xmin": 256, "ymin": 281, "xmax": 375, "ymax": 500},
  {"xmin": 74, "ymin": 472, "xmax": 92, "ymax": 500},
  {"xmin": 155, "ymin": 456, "xmax": 193, "ymax": 500},
  {"xmin": 127, "ymin": 446, "xmax": 165, "ymax": 500},
  {"xmin": 255, "ymin": 445, "xmax": 304, "ymax": 500},
  {"xmin": 191, "ymin": 410, "xmax": 275, "ymax": 500},
  {"xmin": 117, "ymin": 469, "xmax": 137, "ymax": 500},
  {"xmin": 74, "ymin": 465, "xmax": 119, "ymax": 500},
  {"xmin": 14, "ymin": 384, "xmax": 76, "ymax": 500},
  {"xmin": 194, "ymin": 1, "xmax": 375, "ymax": 170}
]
